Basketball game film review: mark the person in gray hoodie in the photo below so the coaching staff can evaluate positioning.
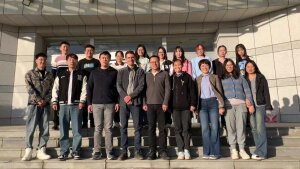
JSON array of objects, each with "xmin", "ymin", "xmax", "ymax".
[{"xmin": 143, "ymin": 55, "xmax": 171, "ymax": 160}]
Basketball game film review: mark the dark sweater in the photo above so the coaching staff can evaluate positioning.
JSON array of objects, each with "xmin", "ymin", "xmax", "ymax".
[
  {"xmin": 145, "ymin": 70, "xmax": 170, "ymax": 105},
  {"xmin": 212, "ymin": 59, "xmax": 224, "ymax": 78},
  {"xmin": 87, "ymin": 67, "xmax": 118, "ymax": 105},
  {"xmin": 78, "ymin": 58, "xmax": 100, "ymax": 80},
  {"xmin": 170, "ymin": 72, "xmax": 197, "ymax": 110}
]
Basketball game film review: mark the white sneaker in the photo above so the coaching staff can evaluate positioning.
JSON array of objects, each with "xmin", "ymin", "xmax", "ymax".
[
  {"xmin": 184, "ymin": 149, "xmax": 191, "ymax": 160},
  {"xmin": 22, "ymin": 148, "xmax": 33, "ymax": 161},
  {"xmin": 177, "ymin": 152, "xmax": 184, "ymax": 160},
  {"xmin": 239, "ymin": 149, "xmax": 250, "ymax": 160},
  {"xmin": 231, "ymin": 149, "xmax": 239, "ymax": 160},
  {"xmin": 37, "ymin": 147, "xmax": 51, "ymax": 160},
  {"xmin": 251, "ymin": 154, "xmax": 265, "ymax": 160}
]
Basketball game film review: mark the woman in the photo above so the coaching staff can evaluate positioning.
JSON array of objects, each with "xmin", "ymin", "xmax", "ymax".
[
  {"xmin": 196, "ymin": 59, "xmax": 224, "ymax": 160},
  {"xmin": 170, "ymin": 59, "xmax": 197, "ymax": 160},
  {"xmin": 173, "ymin": 46, "xmax": 192, "ymax": 76},
  {"xmin": 158, "ymin": 46, "xmax": 173, "ymax": 76},
  {"xmin": 111, "ymin": 51, "xmax": 127, "ymax": 70},
  {"xmin": 191, "ymin": 44, "xmax": 212, "ymax": 79},
  {"xmin": 212, "ymin": 45, "xmax": 227, "ymax": 78},
  {"xmin": 235, "ymin": 44, "xmax": 251, "ymax": 76},
  {"xmin": 245, "ymin": 60, "xmax": 272, "ymax": 160},
  {"xmin": 221, "ymin": 58, "xmax": 255, "ymax": 160},
  {"xmin": 135, "ymin": 44, "xmax": 150, "ymax": 72}
]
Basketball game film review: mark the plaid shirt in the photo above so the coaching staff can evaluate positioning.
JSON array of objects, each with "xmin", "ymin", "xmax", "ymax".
[{"xmin": 25, "ymin": 68, "xmax": 54, "ymax": 104}]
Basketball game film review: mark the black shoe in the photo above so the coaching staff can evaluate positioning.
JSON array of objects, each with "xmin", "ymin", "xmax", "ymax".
[
  {"xmin": 72, "ymin": 152, "xmax": 81, "ymax": 160},
  {"xmin": 159, "ymin": 151, "xmax": 170, "ymax": 160},
  {"xmin": 134, "ymin": 151, "xmax": 144, "ymax": 160},
  {"xmin": 118, "ymin": 152, "xmax": 128, "ymax": 161},
  {"xmin": 92, "ymin": 152, "xmax": 101, "ymax": 160},
  {"xmin": 58, "ymin": 154, "xmax": 68, "ymax": 161},
  {"xmin": 146, "ymin": 150, "xmax": 157, "ymax": 160},
  {"xmin": 52, "ymin": 125, "xmax": 59, "ymax": 130}
]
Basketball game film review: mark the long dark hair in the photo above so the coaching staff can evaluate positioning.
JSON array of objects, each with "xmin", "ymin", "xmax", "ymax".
[
  {"xmin": 134, "ymin": 44, "xmax": 149, "ymax": 61},
  {"xmin": 235, "ymin": 44, "xmax": 250, "ymax": 63},
  {"xmin": 157, "ymin": 46, "xmax": 167, "ymax": 60},
  {"xmin": 221, "ymin": 58, "xmax": 240, "ymax": 79},
  {"xmin": 244, "ymin": 60, "xmax": 262, "ymax": 77},
  {"xmin": 195, "ymin": 43, "xmax": 206, "ymax": 56},
  {"xmin": 172, "ymin": 46, "xmax": 186, "ymax": 62}
]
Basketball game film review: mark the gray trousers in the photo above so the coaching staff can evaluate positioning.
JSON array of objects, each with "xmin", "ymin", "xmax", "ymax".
[
  {"xmin": 225, "ymin": 103, "xmax": 248, "ymax": 150},
  {"xmin": 92, "ymin": 104, "xmax": 115, "ymax": 153}
]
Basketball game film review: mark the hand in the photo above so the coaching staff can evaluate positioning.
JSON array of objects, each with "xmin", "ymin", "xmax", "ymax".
[
  {"xmin": 143, "ymin": 105, "xmax": 148, "ymax": 112},
  {"xmin": 52, "ymin": 104, "xmax": 58, "ymax": 111},
  {"xmin": 115, "ymin": 104, "xmax": 120, "ymax": 112},
  {"xmin": 124, "ymin": 96, "xmax": 132, "ymax": 104},
  {"xmin": 219, "ymin": 108, "xmax": 225, "ymax": 115},
  {"xmin": 88, "ymin": 105, "xmax": 93, "ymax": 113},
  {"xmin": 246, "ymin": 99, "xmax": 252, "ymax": 108},
  {"xmin": 79, "ymin": 103, "xmax": 85, "ymax": 109},
  {"xmin": 162, "ymin": 104, "xmax": 168, "ymax": 112},
  {"xmin": 248, "ymin": 105, "xmax": 255, "ymax": 114},
  {"xmin": 190, "ymin": 106, "xmax": 196, "ymax": 113}
]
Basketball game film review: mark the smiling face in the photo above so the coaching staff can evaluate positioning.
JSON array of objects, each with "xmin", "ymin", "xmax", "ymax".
[
  {"xmin": 195, "ymin": 45, "xmax": 205, "ymax": 57},
  {"xmin": 237, "ymin": 47, "xmax": 245, "ymax": 58},
  {"xmin": 173, "ymin": 60, "xmax": 182, "ymax": 74},
  {"xmin": 158, "ymin": 48, "xmax": 165, "ymax": 60},
  {"xmin": 35, "ymin": 56, "xmax": 47, "ymax": 70},
  {"xmin": 149, "ymin": 57, "xmax": 159, "ymax": 71},
  {"xmin": 115, "ymin": 52, "xmax": 124, "ymax": 63},
  {"xmin": 137, "ymin": 47, "xmax": 145, "ymax": 57},
  {"xmin": 126, "ymin": 53, "xmax": 135, "ymax": 67},
  {"xmin": 175, "ymin": 48, "xmax": 183, "ymax": 60},
  {"xmin": 60, "ymin": 43, "xmax": 69, "ymax": 55},
  {"xmin": 246, "ymin": 62, "xmax": 256, "ymax": 74},
  {"xmin": 225, "ymin": 60, "xmax": 234, "ymax": 73},
  {"xmin": 200, "ymin": 63, "xmax": 210, "ymax": 74},
  {"xmin": 85, "ymin": 47, "xmax": 94, "ymax": 59}
]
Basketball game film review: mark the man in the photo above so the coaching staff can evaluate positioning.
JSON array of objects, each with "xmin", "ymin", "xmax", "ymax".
[
  {"xmin": 77, "ymin": 44, "xmax": 100, "ymax": 128},
  {"xmin": 52, "ymin": 53, "xmax": 87, "ymax": 161},
  {"xmin": 143, "ymin": 55, "xmax": 171, "ymax": 160},
  {"xmin": 51, "ymin": 41, "xmax": 70, "ymax": 130},
  {"xmin": 191, "ymin": 44, "xmax": 212, "ymax": 79},
  {"xmin": 87, "ymin": 51, "xmax": 119, "ymax": 160},
  {"xmin": 116, "ymin": 51, "xmax": 145, "ymax": 160},
  {"xmin": 22, "ymin": 53, "xmax": 54, "ymax": 161}
]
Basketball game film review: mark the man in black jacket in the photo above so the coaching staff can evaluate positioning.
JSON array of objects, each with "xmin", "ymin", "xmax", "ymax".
[
  {"xmin": 52, "ymin": 53, "xmax": 87, "ymax": 161},
  {"xmin": 143, "ymin": 55, "xmax": 171, "ymax": 160},
  {"xmin": 116, "ymin": 51, "xmax": 145, "ymax": 160}
]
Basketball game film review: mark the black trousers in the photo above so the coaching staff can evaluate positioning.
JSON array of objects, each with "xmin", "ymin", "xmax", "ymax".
[
  {"xmin": 172, "ymin": 110, "xmax": 191, "ymax": 151},
  {"xmin": 147, "ymin": 104, "xmax": 167, "ymax": 152},
  {"xmin": 82, "ymin": 103, "xmax": 94, "ymax": 127}
]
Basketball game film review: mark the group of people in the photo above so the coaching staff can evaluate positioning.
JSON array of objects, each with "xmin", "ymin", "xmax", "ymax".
[{"xmin": 21, "ymin": 41, "xmax": 272, "ymax": 162}]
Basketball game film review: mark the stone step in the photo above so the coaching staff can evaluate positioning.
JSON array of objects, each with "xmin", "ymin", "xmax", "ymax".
[
  {"xmin": 1, "ymin": 135, "xmax": 300, "ymax": 148},
  {"xmin": 1, "ymin": 146, "xmax": 300, "ymax": 159},
  {"xmin": 1, "ymin": 156, "xmax": 300, "ymax": 169}
]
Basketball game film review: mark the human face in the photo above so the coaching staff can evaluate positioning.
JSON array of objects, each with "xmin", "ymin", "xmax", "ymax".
[
  {"xmin": 137, "ymin": 47, "xmax": 144, "ymax": 57},
  {"xmin": 35, "ymin": 57, "xmax": 47, "ymax": 70},
  {"xmin": 237, "ymin": 47, "xmax": 245, "ymax": 58},
  {"xmin": 60, "ymin": 44, "xmax": 69, "ymax": 55},
  {"xmin": 126, "ymin": 53, "xmax": 135, "ymax": 67},
  {"xmin": 115, "ymin": 52, "xmax": 124, "ymax": 63},
  {"xmin": 85, "ymin": 47, "xmax": 94, "ymax": 59},
  {"xmin": 149, "ymin": 57, "xmax": 159, "ymax": 71},
  {"xmin": 67, "ymin": 57, "xmax": 77, "ymax": 70},
  {"xmin": 196, "ymin": 45, "xmax": 205, "ymax": 57},
  {"xmin": 158, "ymin": 48, "xmax": 165, "ymax": 60},
  {"xmin": 218, "ymin": 47, "xmax": 227, "ymax": 58},
  {"xmin": 200, "ymin": 63, "xmax": 210, "ymax": 74},
  {"xmin": 99, "ymin": 54, "xmax": 110, "ymax": 68},
  {"xmin": 173, "ymin": 61, "xmax": 182, "ymax": 74},
  {"xmin": 225, "ymin": 61, "xmax": 234, "ymax": 74},
  {"xmin": 246, "ymin": 63, "xmax": 256, "ymax": 74},
  {"xmin": 175, "ymin": 48, "xmax": 183, "ymax": 60}
]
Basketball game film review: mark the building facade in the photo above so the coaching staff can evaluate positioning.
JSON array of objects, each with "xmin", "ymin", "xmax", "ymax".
[{"xmin": 0, "ymin": 0, "xmax": 300, "ymax": 125}]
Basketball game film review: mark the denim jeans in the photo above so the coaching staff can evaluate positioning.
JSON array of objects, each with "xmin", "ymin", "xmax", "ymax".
[
  {"xmin": 172, "ymin": 110, "xmax": 191, "ymax": 152},
  {"xmin": 250, "ymin": 105, "xmax": 267, "ymax": 158},
  {"xmin": 120, "ymin": 104, "xmax": 142, "ymax": 152},
  {"xmin": 25, "ymin": 104, "xmax": 50, "ymax": 149},
  {"xmin": 199, "ymin": 98, "xmax": 220, "ymax": 156},
  {"xmin": 92, "ymin": 104, "xmax": 115, "ymax": 154},
  {"xmin": 147, "ymin": 104, "xmax": 167, "ymax": 152},
  {"xmin": 59, "ymin": 105, "xmax": 82, "ymax": 155}
]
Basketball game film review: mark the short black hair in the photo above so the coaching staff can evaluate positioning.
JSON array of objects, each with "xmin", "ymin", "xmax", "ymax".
[
  {"xmin": 217, "ymin": 45, "xmax": 227, "ymax": 52},
  {"xmin": 99, "ymin": 51, "xmax": 111, "ymax": 59},
  {"xmin": 198, "ymin": 59, "xmax": 211, "ymax": 69},
  {"xmin": 125, "ymin": 50, "xmax": 134, "ymax": 58},
  {"xmin": 85, "ymin": 44, "xmax": 95, "ymax": 50},
  {"xmin": 173, "ymin": 59, "xmax": 183, "ymax": 65},
  {"xmin": 60, "ymin": 41, "xmax": 70, "ymax": 46},
  {"xmin": 66, "ymin": 53, "xmax": 78, "ymax": 60},
  {"xmin": 149, "ymin": 55, "xmax": 159, "ymax": 61},
  {"xmin": 34, "ymin": 52, "xmax": 47, "ymax": 60}
]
